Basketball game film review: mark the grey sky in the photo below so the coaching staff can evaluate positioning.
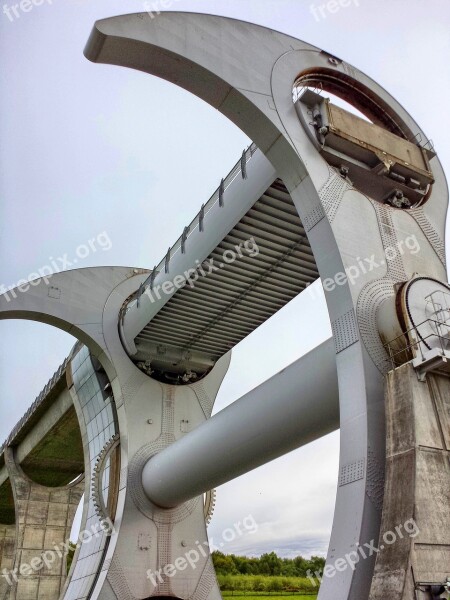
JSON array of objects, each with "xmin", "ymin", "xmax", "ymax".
[{"xmin": 1, "ymin": 0, "xmax": 449, "ymax": 558}]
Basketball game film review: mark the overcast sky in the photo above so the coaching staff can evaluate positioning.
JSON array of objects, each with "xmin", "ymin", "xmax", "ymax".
[{"xmin": 1, "ymin": 0, "xmax": 449, "ymax": 559}]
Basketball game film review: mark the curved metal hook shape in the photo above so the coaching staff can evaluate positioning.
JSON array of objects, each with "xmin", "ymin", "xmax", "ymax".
[
  {"xmin": 0, "ymin": 266, "xmax": 147, "ymax": 381},
  {"xmin": 85, "ymin": 12, "xmax": 448, "ymax": 600}
]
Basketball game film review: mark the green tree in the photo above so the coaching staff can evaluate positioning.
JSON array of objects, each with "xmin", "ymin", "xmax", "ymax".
[
  {"xmin": 306, "ymin": 555, "xmax": 325, "ymax": 577},
  {"xmin": 293, "ymin": 555, "xmax": 309, "ymax": 576},
  {"xmin": 259, "ymin": 552, "xmax": 282, "ymax": 576},
  {"xmin": 212, "ymin": 551, "xmax": 238, "ymax": 575}
]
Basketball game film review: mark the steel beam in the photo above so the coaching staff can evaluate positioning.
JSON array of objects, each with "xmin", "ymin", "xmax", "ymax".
[
  {"xmin": 120, "ymin": 149, "xmax": 277, "ymax": 354},
  {"xmin": 142, "ymin": 338, "xmax": 338, "ymax": 508}
]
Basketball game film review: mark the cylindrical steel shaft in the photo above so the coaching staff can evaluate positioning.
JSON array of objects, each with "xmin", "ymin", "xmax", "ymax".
[{"xmin": 142, "ymin": 338, "xmax": 339, "ymax": 508}]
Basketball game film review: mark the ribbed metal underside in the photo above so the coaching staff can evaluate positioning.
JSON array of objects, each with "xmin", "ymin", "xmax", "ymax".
[{"xmin": 135, "ymin": 179, "xmax": 318, "ymax": 365}]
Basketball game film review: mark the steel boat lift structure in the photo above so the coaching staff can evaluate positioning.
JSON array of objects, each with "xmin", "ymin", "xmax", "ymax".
[{"xmin": 0, "ymin": 11, "xmax": 449, "ymax": 600}]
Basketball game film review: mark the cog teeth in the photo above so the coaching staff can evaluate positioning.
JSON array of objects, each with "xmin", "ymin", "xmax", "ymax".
[
  {"xmin": 204, "ymin": 489, "xmax": 216, "ymax": 525},
  {"xmin": 89, "ymin": 435, "xmax": 120, "ymax": 534}
]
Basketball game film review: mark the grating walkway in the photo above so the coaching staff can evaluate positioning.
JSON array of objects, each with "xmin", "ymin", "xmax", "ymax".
[{"xmin": 135, "ymin": 178, "xmax": 318, "ymax": 368}]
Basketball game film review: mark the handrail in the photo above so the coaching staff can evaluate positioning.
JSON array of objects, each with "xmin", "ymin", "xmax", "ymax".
[
  {"xmin": 383, "ymin": 317, "xmax": 450, "ymax": 370},
  {"xmin": 136, "ymin": 143, "xmax": 258, "ymax": 301},
  {"xmin": 0, "ymin": 341, "xmax": 83, "ymax": 456}
]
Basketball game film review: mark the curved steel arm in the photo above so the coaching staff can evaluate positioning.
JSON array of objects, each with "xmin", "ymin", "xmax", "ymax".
[
  {"xmin": 0, "ymin": 266, "xmax": 145, "ymax": 361},
  {"xmin": 84, "ymin": 13, "xmax": 448, "ymax": 600}
]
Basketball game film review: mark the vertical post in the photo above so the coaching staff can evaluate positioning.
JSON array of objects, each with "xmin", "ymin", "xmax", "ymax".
[
  {"xmin": 0, "ymin": 523, "xmax": 16, "ymax": 599},
  {"xmin": 3, "ymin": 448, "xmax": 83, "ymax": 600},
  {"xmin": 369, "ymin": 364, "xmax": 450, "ymax": 599}
]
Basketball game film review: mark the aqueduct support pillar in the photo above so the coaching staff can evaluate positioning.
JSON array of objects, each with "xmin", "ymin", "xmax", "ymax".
[
  {"xmin": 369, "ymin": 364, "xmax": 450, "ymax": 600},
  {"xmin": 2, "ymin": 448, "xmax": 83, "ymax": 600}
]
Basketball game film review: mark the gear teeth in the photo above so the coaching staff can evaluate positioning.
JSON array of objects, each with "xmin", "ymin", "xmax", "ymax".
[
  {"xmin": 204, "ymin": 489, "xmax": 216, "ymax": 525},
  {"xmin": 90, "ymin": 434, "xmax": 120, "ymax": 537}
]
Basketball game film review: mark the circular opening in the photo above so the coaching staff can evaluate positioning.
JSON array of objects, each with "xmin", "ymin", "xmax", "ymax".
[
  {"xmin": 293, "ymin": 66, "xmax": 433, "ymax": 208},
  {"xmin": 294, "ymin": 85, "xmax": 373, "ymax": 123},
  {"xmin": 293, "ymin": 67, "xmax": 411, "ymax": 139}
]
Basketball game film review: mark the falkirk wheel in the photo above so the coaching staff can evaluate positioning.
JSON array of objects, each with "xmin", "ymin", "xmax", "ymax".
[{"xmin": 0, "ymin": 11, "xmax": 449, "ymax": 600}]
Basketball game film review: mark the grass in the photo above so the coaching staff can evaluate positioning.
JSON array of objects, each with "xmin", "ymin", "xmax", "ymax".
[{"xmin": 222, "ymin": 595, "xmax": 317, "ymax": 600}]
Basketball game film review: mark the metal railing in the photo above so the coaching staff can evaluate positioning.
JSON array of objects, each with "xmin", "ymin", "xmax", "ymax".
[
  {"xmin": 384, "ymin": 317, "xmax": 450, "ymax": 371},
  {"xmin": 0, "ymin": 354, "xmax": 72, "ymax": 455},
  {"xmin": 0, "ymin": 341, "xmax": 86, "ymax": 456},
  {"xmin": 135, "ymin": 143, "xmax": 258, "ymax": 303}
]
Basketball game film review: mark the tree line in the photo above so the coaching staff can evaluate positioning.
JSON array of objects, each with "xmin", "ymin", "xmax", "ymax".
[{"xmin": 212, "ymin": 551, "xmax": 325, "ymax": 578}]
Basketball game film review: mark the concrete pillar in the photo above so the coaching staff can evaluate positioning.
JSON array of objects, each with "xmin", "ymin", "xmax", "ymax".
[
  {"xmin": 0, "ymin": 524, "xmax": 16, "ymax": 598},
  {"xmin": 3, "ymin": 448, "xmax": 84, "ymax": 600},
  {"xmin": 369, "ymin": 363, "xmax": 450, "ymax": 600}
]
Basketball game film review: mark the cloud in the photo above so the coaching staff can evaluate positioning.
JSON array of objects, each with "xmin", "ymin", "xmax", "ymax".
[{"xmin": 208, "ymin": 431, "xmax": 339, "ymax": 559}]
